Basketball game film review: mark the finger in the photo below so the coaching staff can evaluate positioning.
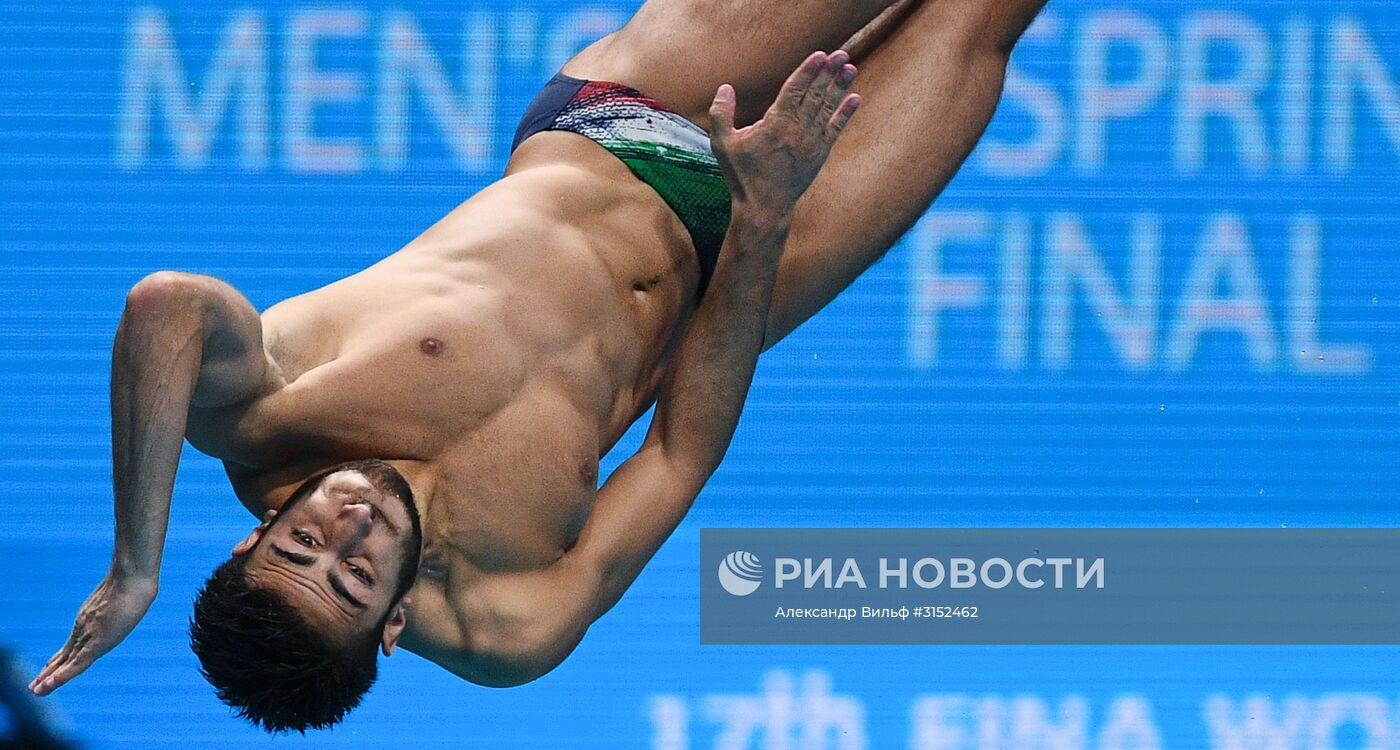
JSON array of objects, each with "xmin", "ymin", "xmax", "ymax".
[
  {"xmin": 799, "ymin": 51, "xmax": 844, "ymax": 123},
  {"xmin": 31, "ymin": 646, "xmax": 70, "ymax": 686},
  {"xmin": 31, "ymin": 669, "xmax": 65, "ymax": 696},
  {"xmin": 41, "ymin": 645, "xmax": 68, "ymax": 671},
  {"xmin": 32, "ymin": 653, "xmax": 90, "ymax": 696},
  {"xmin": 30, "ymin": 656, "xmax": 68, "ymax": 695},
  {"xmin": 31, "ymin": 645, "xmax": 71, "ymax": 690},
  {"xmin": 774, "ymin": 51, "xmax": 826, "ymax": 116},
  {"xmin": 824, "ymin": 93, "xmax": 862, "ymax": 142},
  {"xmin": 709, "ymin": 84, "xmax": 737, "ymax": 145},
  {"xmin": 819, "ymin": 63, "xmax": 858, "ymax": 125}
]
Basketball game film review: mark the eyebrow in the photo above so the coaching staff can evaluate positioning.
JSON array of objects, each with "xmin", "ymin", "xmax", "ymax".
[
  {"xmin": 271, "ymin": 546, "xmax": 367, "ymax": 610},
  {"xmin": 271, "ymin": 546, "xmax": 315, "ymax": 566},
  {"xmin": 328, "ymin": 573, "xmax": 367, "ymax": 610}
]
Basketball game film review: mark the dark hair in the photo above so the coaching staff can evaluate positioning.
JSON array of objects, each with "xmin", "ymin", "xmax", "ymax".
[
  {"xmin": 189, "ymin": 459, "xmax": 422, "ymax": 733},
  {"xmin": 189, "ymin": 556, "xmax": 381, "ymax": 733}
]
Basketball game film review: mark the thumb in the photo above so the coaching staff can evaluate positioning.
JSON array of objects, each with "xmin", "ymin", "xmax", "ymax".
[{"xmin": 709, "ymin": 84, "xmax": 737, "ymax": 143}]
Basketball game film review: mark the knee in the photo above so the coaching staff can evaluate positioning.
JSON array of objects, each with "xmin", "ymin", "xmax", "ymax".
[
  {"xmin": 999, "ymin": 0, "xmax": 1051, "ymax": 55},
  {"xmin": 938, "ymin": 0, "xmax": 1048, "ymax": 58}
]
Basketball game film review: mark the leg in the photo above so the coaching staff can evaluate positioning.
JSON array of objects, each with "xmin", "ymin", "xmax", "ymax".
[
  {"xmin": 563, "ymin": 0, "xmax": 896, "ymax": 128},
  {"xmin": 764, "ymin": 0, "xmax": 1048, "ymax": 345}
]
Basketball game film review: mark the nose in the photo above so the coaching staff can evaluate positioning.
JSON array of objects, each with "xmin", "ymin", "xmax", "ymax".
[{"xmin": 335, "ymin": 502, "xmax": 374, "ymax": 547}]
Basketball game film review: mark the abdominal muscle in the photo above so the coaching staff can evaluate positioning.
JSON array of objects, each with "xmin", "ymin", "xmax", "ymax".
[{"xmin": 380, "ymin": 131, "xmax": 702, "ymax": 446}]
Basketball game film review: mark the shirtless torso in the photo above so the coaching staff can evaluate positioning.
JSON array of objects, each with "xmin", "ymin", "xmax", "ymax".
[
  {"xmin": 33, "ymin": 0, "xmax": 1046, "ymax": 694},
  {"xmin": 193, "ymin": 135, "xmax": 693, "ymax": 560},
  {"xmin": 185, "ymin": 132, "xmax": 705, "ymax": 679}
]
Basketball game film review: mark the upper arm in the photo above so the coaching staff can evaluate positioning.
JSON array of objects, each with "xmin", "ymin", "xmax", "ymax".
[
  {"xmin": 419, "ymin": 443, "xmax": 703, "ymax": 686},
  {"xmin": 124, "ymin": 271, "xmax": 277, "ymax": 408},
  {"xmin": 571, "ymin": 435, "xmax": 709, "ymax": 616},
  {"xmin": 417, "ymin": 559, "xmax": 603, "ymax": 687}
]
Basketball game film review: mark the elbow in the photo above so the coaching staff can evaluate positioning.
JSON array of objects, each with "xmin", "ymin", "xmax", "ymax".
[
  {"xmin": 124, "ymin": 271, "xmax": 212, "ymax": 319},
  {"xmin": 644, "ymin": 437, "xmax": 721, "ymax": 491},
  {"xmin": 662, "ymin": 444, "xmax": 724, "ymax": 491}
]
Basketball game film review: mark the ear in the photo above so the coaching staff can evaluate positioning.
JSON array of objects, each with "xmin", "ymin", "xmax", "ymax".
[
  {"xmin": 381, "ymin": 598, "xmax": 410, "ymax": 657},
  {"xmin": 231, "ymin": 509, "xmax": 277, "ymax": 557}
]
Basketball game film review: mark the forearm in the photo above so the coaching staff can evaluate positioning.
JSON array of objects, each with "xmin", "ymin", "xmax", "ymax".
[
  {"xmin": 568, "ymin": 55, "xmax": 861, "ymax": 622},
  {"xmin": 650, "ymin": 204, "xmax": 790, "ymax": 477},
  {"xmin": 107, "ymin": 282, "xmax": 207, "ymax": 583},
  {"xmin": 572, "ymin": 207, "xmax": 790, "ymax": 611},
  {"xmin": 29, "ymin": 274, "xmax": 269, "ymax": 697}
]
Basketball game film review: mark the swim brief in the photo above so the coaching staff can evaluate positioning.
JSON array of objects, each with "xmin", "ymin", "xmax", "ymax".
[{"xmin": 511, "ymin": 73, "xmax": 731, "ymax": 294}]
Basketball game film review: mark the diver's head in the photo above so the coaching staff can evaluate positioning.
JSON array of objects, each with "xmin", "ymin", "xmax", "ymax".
[{"xmin": 189, "ymin": 459, "xmax": 423, "ymax": 733}]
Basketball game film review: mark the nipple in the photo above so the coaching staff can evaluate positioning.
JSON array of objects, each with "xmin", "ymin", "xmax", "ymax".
[{"xmin": 419, "ymin": 338, "xmax": 444, "ymax": 356}]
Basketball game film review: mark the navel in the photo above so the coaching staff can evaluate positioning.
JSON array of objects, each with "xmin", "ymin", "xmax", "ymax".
[
  {"xmin": 419, "ymin": 337, "xmax": 444, "ymax": 356},
  {"xmin": 631, "ymin": 274, "xmax": 665, "ymax": 294}
]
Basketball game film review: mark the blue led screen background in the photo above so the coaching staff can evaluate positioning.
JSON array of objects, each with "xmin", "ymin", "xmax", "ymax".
[{"xmin": 1, "ymin": 1, "xmax": 1398, "ymax": 747}]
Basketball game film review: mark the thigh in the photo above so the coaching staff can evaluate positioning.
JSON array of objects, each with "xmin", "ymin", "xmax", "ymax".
[
  {"xmin": 764, "ymin": 0, "xmax": 1044, "ymax": 346},
  {"xmin": 562, "ymin": 0, "xmax": 894, "ymax": 128}
]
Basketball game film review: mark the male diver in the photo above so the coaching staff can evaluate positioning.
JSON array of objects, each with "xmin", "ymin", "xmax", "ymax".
[{"xmin": 31, "ymin": 0, "xmax": 1048, "ymax": 732}]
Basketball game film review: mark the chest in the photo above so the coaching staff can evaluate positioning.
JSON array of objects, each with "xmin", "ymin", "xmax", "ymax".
[
  {"xmin": 423, "ymin": 428, "xmax": 601, "ymax": 572},
  {"xmin": 191, "ymin": 284, "xmax": 580, "ymax": 461},
  {"xmin": 210, "ymin": 371, "xmax": 603, "ymax": 566}
]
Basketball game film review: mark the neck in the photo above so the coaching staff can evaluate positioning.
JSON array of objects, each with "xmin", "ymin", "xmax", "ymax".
[
  {"xmin": 379, "ymin": 458, "xmax": 434, "ymax": 528},
  {"xmin": 233, "ymin": 457, "xmax": 435, "ymax": 522}
]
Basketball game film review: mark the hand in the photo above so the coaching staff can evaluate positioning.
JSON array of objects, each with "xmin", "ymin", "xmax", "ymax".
[
  {"xmin": 709, "ymin": 50, "xmax": 861, "ymax": 215},
  {"xmin": 29, "ymin": 572, "xmax": 156, "ymax": 696}
]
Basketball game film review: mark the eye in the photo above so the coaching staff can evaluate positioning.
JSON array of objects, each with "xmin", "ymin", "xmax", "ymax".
[
  {"xmin": 292, "ymin": 530, "xmax": 318, "ymax": 548},
  {"xmin": 349, "ymin": 564, "xmax": 375, "ymax": 586}
]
